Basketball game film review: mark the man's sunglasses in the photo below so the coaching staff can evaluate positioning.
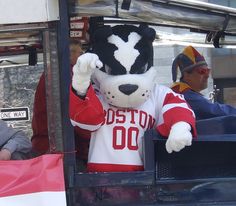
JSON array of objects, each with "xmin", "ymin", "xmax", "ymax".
[{"xmin": 196, "ymin": 67, "xmax": 211, "ymax": 75}]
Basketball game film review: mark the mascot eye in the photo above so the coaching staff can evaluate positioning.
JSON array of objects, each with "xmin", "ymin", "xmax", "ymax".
[
  {"xmin": 141, "ymin": 64, "xmax": 148, "ymax": 73},
  {"xmin": 133, "ymin": 64, "xmax": 148, "ymax": 74},
  {"xmin": 104, "ymin": 64, "xmax": 112, "ymax": 74}
]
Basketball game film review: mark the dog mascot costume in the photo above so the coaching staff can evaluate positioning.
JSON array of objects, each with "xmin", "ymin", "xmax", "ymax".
[{"xmin": 70, "ymin": 24, "xmax": 196, "ymax": 172}]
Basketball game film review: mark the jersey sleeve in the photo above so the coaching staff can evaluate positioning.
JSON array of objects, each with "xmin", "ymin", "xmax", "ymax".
[
  {"xmin": 156, "ymin": 88, "xmax": 197, "ymax": 137},
  {"xmin": 69, "ymin": 84, "xmax": 105, "ymax": 132}
]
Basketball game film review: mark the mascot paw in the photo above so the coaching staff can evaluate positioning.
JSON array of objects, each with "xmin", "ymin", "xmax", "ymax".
[
  {"xmin": 72, "ymin": 53, "xmax": 103, "ymax": 95},
  {"xmin": 165, "ymin": 121, "xmax": 192, "ymax": 154}
]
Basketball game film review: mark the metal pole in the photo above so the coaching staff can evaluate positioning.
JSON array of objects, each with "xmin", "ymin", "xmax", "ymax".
[
  {"xmin": 57, "ymin": 0, "xmax": 77, "ymax": 205},
  {"xmin": 43, "ymin": 23, "xmax": 64, "ymax": 152}
]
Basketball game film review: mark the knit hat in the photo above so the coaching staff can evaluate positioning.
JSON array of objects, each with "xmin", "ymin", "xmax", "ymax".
[{"xmin": 172, "ymin": 46, "xmax": 208, "ymax": 82}]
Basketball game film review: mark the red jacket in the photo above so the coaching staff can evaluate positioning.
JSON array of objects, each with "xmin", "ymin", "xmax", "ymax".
[
  {"xmin": 31, "ymin": 72, "xmax": 90, "ymax": 160},
  {"xmin": 31, "ymin": 72, "xmax": 49, "ymax": 154}
]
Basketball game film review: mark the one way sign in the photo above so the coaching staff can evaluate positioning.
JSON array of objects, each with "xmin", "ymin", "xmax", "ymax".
[{"xmin": 0, "ymin": 107, "xmax": 30, "ymax": 122}]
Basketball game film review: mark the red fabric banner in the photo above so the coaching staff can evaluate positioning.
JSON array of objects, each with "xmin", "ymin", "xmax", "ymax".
[{"xmin": 0, "ymin": 154, "xmax": 66, "ymax": 206}]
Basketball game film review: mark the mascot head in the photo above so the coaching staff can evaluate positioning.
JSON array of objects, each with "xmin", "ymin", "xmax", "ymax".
[{"xmin": 91, "ymin": 24, "xmax": 157, "ymax": 108}]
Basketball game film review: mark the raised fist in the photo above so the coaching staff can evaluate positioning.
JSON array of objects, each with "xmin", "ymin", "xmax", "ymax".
[
  {"xmin": 72, "ymin": 53, "xmax": 103, "ymax": 95},
  {"xmin": 166, "ymin": 121, "xmax": 192, "ymax": 154}
]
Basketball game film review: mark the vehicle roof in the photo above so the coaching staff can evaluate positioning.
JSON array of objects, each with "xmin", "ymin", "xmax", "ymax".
[{"xmin": 70, "ymin": 0, "xmax": 236, "ymax": 34}]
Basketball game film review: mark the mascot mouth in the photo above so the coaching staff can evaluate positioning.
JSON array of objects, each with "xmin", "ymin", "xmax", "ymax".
[{"xmin": 93, "ymin": 66, "xmax": 157, "ymax": 108}]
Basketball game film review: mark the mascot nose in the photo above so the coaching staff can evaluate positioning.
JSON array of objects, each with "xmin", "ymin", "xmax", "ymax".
[{"xmin": 119, "ymin": 84, "xmax": 138, "ymax": 96}]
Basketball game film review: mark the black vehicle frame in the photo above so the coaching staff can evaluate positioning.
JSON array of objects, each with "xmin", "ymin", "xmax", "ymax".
[{"xmin": 29, "ymin": 0, "xmax": 236, "ymax": 205}]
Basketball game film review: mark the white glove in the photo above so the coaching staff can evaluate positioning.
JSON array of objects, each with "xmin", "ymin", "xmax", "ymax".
[
  {"xmin": 72, "ymin": 53, "xmax": 103, "ymax": 96},
  {"xmin": 166, "ymin": 121, "xmax": 192, "ymax": 154}
]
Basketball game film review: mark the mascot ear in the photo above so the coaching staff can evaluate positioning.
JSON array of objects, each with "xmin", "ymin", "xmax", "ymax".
[
  {"xmin": 93, "ymin": 25, "xmax": 113, "ymax": 43},
  {"xmin": 139, "ymin": 23, "xmax": 156, "ymax": 42}
]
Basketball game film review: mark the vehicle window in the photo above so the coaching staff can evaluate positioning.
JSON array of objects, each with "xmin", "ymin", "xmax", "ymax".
[{"xmin": 0, "ymin": 31, "xmax": 43, "ymax": 137}]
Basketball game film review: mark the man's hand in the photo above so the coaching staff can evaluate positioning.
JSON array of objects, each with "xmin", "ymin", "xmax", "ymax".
[
  {"xmin": 0, "ymin": 149, "xmax": 11, "ymax": 160},
  {"xmin": 72, "ymin": 53, "xmax": 103, "ymax": 96},
  {"xmin": 166, "ymin": 121, "xmax": 192, "ymax": 153}
]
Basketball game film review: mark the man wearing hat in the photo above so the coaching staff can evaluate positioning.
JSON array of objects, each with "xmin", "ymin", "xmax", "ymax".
[{"xmin": 171, "ymin": 45, "xmax": 236, "ymax": 120}]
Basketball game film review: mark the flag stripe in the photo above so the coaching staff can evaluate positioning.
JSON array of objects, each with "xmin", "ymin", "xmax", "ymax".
[
  {"xmin": 0, "ymin": 191, "xmax": 67, "ymax": 206},
  {"xmin": 0, "ymin": 154, "xmax": 65, "ymax": 197}
]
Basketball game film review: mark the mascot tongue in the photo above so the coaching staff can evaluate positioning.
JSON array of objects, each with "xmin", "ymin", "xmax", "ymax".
[{"xmin": 91, "ymin": 24, "xmax": 157, "ymax": 108}]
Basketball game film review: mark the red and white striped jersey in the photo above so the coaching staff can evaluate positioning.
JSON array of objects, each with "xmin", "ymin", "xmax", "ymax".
[{"xmin": 70, "ymin": 83, "xmax": 196, "ymax": 172}]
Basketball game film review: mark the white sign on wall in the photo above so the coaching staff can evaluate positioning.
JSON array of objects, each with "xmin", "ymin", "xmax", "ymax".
[{"xmin": 0, "ymin": 107, "xmax": 30, "ymax": 122}]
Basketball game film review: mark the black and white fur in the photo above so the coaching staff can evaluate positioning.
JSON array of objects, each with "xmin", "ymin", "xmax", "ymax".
[{"xmin": 91, "ymin": 24, "xmax": 157, "ymax": 108}]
